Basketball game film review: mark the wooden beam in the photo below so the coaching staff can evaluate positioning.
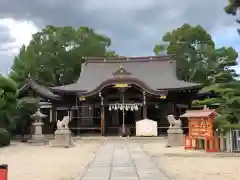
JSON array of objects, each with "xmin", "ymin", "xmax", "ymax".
[{"xmin": 106, "ymin": 94, "xmax": 142, "ymax": 99}]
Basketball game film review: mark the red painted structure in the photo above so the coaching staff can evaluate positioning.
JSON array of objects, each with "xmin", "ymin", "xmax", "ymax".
[
  {"xmin": 0, "ymin": 164, "xmax": 8, "ymax": 180},
  {"xmin": 180, "ymin": 108, "xmax": 220, "ymax": 152}
]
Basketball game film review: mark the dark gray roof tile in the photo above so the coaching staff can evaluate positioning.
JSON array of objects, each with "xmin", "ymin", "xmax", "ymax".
[
  {"xmin": 19, "ymin": 79, "xmax": 61, "ymax": 100},
  {"xmin": 52, "ymin": 56, "xmax": 201, "ymax": 93}
]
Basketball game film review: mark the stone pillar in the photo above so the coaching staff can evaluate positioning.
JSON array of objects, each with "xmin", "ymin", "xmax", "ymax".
[
  {"xmin": 142, "ymin": 91, "xmax": 147, "ymax": 119},
  {"xmin": 226, "ymin": 131, "xmax": 231, "ymax": 152},
  {"xmin": 220, "ymin": 133, "xmax": 225, "ymax": 152}
]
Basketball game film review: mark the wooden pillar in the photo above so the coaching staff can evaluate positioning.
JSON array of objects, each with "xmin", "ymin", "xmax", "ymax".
[
  {"xmin": 51, "ymin": 104, "xmax": 57, "ymax": 133},
  {"xmin": 49, "ymin": 108, "xmax": 53, "ymax": 122},
  {"xmin": 142, "ymin": 91, "xmax": 147, "ymax": 119},
  {"xmin": 52, "ymin": 104, "xmax": 56, "ymax": 121},
  {"xmin": 99, "ymin": 92, "xmax": 105, "ymax": 136},
  {"xmin": 68, "ymin": 108, "xmax": 72, "ymax": 121},
  {"xmin": 77, "ymin": 101, "xmax": 81, "ymax": 127}
]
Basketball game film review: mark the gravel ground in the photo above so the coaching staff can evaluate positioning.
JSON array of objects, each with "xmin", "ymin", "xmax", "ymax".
[
  {"xmin": 0, "ymin": 140, "xmax": 99, "ymax": 180},
  {"xmin": 142, "ymin": 142, "xmax": 240, "ymax": 180},
  {"xmin": 1, "ymin": 139, "xmax": 239, "ymax": 180}
]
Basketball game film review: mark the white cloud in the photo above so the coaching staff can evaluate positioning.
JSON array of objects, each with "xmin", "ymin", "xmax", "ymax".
[
  {"xmin": 0, "ymin": 18, "xmax": 39, "ymax": 55},
  {"xmin": 0, "ymin": 18, "xmax": 39, "ymax": 74}
]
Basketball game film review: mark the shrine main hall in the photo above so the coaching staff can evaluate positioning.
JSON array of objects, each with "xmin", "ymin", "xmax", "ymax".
[{"xmin": 19, "ymin": 56, "xmax": 201, "ymax": 136}]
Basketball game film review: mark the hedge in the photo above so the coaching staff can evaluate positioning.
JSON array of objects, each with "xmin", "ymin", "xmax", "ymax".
[{"xmin": 0, "ymin": 128, "xmax": 10, "ymax": 147}]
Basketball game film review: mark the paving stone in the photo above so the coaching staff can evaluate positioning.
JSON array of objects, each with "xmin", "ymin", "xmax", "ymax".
[{"xmin": 79, "ymin": 142, "xmax": 170, "ymax": 180}]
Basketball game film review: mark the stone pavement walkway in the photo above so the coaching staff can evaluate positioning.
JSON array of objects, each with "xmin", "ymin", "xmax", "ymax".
[{"xmin": 78, "ymin": 142, "xmax": 170, "ymax": 180}]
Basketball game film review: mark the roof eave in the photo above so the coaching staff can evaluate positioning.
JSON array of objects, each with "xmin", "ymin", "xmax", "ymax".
[
  {"xmin": 157, "ymin": 84, "xmax": 202, "ymax": 91},
  {"xmin": 19, "ymin": 79, "xmax": 61, "ymax": 101},
  {"xmin": 76, "ymin": 77, "xmax": 169, "ymax": 97},
  {"xmin": 19, "ymin": 83, "xmax": 30, "ymax": 94},
  {"xmin": 51, "ymin": 88, "xmax": 87, "ymax": 93}
]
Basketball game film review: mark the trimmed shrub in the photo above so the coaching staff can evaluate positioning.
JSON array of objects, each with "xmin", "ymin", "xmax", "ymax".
[{"xmin": 0, "ymin": 128, "xmax": 10, "ymax": 147}]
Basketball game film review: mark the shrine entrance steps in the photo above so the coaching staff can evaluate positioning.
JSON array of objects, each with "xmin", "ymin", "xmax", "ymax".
[{"xmin": 77, "ymin": 141, "xmax": 170, "ymax": 180}]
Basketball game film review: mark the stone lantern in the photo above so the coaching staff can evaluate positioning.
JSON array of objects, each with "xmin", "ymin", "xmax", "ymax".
[{"xmin": 28, "ymin": 108, "xmax": 47, "ymax": 144}]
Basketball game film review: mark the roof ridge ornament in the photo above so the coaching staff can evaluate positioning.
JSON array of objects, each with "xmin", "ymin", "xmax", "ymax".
[{"xmin": 112, "ymin": 64, "xmax": 132, "ymax": 76}]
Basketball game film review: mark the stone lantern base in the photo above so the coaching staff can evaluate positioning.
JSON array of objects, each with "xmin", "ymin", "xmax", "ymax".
[{"xmin": 28, "ymin": 122, "xmax": 47, "ymax": 145}]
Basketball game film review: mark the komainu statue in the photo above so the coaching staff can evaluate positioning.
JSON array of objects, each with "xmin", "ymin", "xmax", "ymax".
[
  {"xmin": 50, "ymin": 115, "xmax": 74, "ymax": 148},
  {"xmin": 167, "ymin": 115, "xmax": 182, "ymax": 128},
  {"xmin": 57, "ymin": 116, "xmax": 70, "ymax": 129}
]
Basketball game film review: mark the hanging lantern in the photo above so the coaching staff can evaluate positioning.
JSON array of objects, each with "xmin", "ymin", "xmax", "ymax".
[
  {"xmin": 120, "ymin": 105, "xmax": 123, "ymax": 111},
  {"xmin": 125, "ymin": 105, "xmax": 129, "ymax": 111},
  {"xmin": 134, "ymin": 105, "xmax": 138, "ymax": 111},
  {"xmin": 114, "ymin": 104, "xmax": 118, "ymax": 110},
  {"xmin": 131, "ymin": 105, "xmax": 134, "ymax": 111},
  {"xmin": 109, "ymin": 105, "xmax": 112, "ymax": 111}
]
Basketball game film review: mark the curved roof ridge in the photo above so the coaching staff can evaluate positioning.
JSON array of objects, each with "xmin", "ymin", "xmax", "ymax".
[
  {"xmin": 84, "ymin": 55, "xmax": 173, "ymax": 63},
  {"xmin": 19, "ymin": 78, "xmax": 61, "ymax": 100}
]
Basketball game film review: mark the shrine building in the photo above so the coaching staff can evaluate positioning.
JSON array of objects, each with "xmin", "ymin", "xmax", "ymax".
[{"xmin": 19, "ymin": 56, "xmax": 201, "ymax": 136}]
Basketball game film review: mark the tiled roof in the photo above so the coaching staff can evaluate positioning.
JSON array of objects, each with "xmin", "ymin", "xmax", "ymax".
[
  {"xmin": 52, "ymin": 56, "xmax": 201, "ymax": 94},
  {"xmin": 19, "ymin": 78, "xmax": 61, "ymax": 100},
  {"xmin": 180, "ymin": 109, "xmax": 216, "ymax": 118}
]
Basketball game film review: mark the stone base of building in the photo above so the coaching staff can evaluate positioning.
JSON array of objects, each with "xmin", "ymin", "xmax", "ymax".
[
  {"xmin": 166, "ymin": 127, "xmax": 184, "ymax": 147},
  {"xmin": 50, "ymin": 128, "xmax": 74, "ymax": 148}
]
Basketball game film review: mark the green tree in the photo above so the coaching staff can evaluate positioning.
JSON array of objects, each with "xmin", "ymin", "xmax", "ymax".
[
  {"xmin": 154, "ymin": 24, "xmax": 239, "ymax": 129},
  {"xmin": 13, "ymin": 97, "xmax": 39, "ymax": 141},
  {"xmin": 105, "ymin": 49, "xmax": 119, "ymax": 57},
  {"xmin": 225, "ymin": 0, "xmax": 240, "ymax": 34},
  {"xmin": 153, "ymin": 24, "xmax": 238, "ymax": 83},
  {"xmin": 192, "ymin": 48, "xmax": 240, "ymax": 129},
  {"xmin": 10, "ymin": 26, "xmax": 118, "ymax": 86},
  {"xmin": 0, "ymin": 75, "xmax": 18, "ymax": 130},
  {"xmin": 194, "ymin": 80, "xmax": 240, "ymax": 129}
]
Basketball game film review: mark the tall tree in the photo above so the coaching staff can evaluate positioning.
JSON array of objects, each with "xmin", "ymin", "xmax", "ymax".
[
  {"xmin": 194, "ymin": 80, "xmax": 240, "ymax": 129},
  {"xmin": 225, "ymin": 0, "xmax": 240, "ymax": 34},
  {"xmin": 10, "ymin": 26, "xmax": 118, "ymax": 86},
  {"xmin": 154, "ymin": 24, "xmax": 239, "ymax": 129},
  {"xmin": 194, "ymin": 47, "xmax": 240, "ymax": 129},
  {"xmin": 153, "ymin": 24, "xmax": 238, "ymax": 83},
  {"xmin": 0, "ymin": 75, "xmax": 18, "ymax": 130}
]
